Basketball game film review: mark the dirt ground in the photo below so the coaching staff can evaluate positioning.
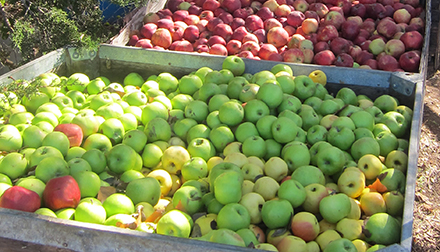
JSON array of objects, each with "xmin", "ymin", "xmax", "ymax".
[{"xmin": 412, "ymin": 69, "xmax": 440, "ymax": 252}]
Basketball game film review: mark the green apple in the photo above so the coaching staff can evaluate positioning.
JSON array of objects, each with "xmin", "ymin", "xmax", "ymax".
[
  {"xmin": 336, "ymin": 87, "xmax": 358, "ymax": 106},
  {"xmin": 271, "ymin": 117, "xmax": 298, "ymax": 144},
  {"xmin": 375, "ymin": 131, "xmax": 398, "ymax": 157},
  {"xmin": 282, "ymin": 143, "xmax": 310, "ymax": 173},
  {"xmin": 378, "ymin": 168, "xmax": 406, "ymax": 194},
  {"xmin": 291, "ymin": 165, "xmax": 326, "ymax": 187},
  {"xmin": 15, "ymin": 177, "xmax": 46, "ymax": 199},
  {"xmin": 0, "ymin": 174, "xmax": 12, "ymax": 186},
  {"xmin": 56, "ymin": 208, "xmax": 76, "ymax": 220},
  {"xmin": 383, "ymin": 191, "xmax": 404, "ymax": 217},
  {"xmin": 34, "ymin": 207, "xmax": 57, "ymax": 218},
  {"xmin": 278, "ymin": 94, "xmax": 302, "ymax": 114},
  {"xmin": 304, "ymin": 96, "xmax": 323, "ymax": 112},
  {"xmin": 66, "ymin": 73, "xmax": 89, "ymax": 92},
  {"xmin": 125, "ymin": 177, "xmax": 161, "ymax": 206},
  {"xmin": 178, "ymin": 75, "xmax": 203, "ymax": 96},
  {"xmin": 335, "ymin": 218, "xmax": 363, "ymax": 240},
  {"xmin": 353, "ymin": 127, "xmax": 375, "ymax": 140},
  {"xmin": 350, "ymin": 137, "xmax": 380, "ymax": 161},
  {"xmin": 0, "ymin": 152, "xmax": 28, "ymax": 180},
  {"xmin": 102, "ymin": 193, "xmax": 135, "ymax": 217},
  {"xmin": 227, "ymin": 76, "xmax": 248, "ymax": 100},
  {"xmin": 140, "ymin": 101, "xmax": 169, "ymax": 125},
  {"xmin": 222, "ymin": 56, "xmax": 245, "ymax": 76},
  {"xmin": 240, "ymin": 163, "xmax": 263, "ymax": 181},
  {"xmin": 218, "ymin": 100, "xmax": 244, "ymax": 127},
  {"xmin": 22, "ymin": 92, "xmax": 50, "ymax": 114},
  {"xmin": 261, "ymin": 198, "xmax": 294, "ymax": 229},
  {"xmin": 256, "ymin": 82, "xmax": 284, "ymax": 109},
  {"xmin": 263, "ymin": 157, "xmax": 288, "ymax": 182},
  {"xmin": 396, "ymin": 105, "xmax": 413, "ymax": 122},
  {"xmin": 0, "ymin": 183, "xmax": 11, "ymax": 197},
  {"xmin": 155, "ymin": 72, "xmax": 178, "ymax": 95},
  {"xmin": 278, "ymin": 179, "xmax": 307, "ymax": 208},
  {"xmin": 242, "ymin": 136, "xmax": 266, "ymax": 159},
  {"xmin": 68, "ymin": 157, "xmax": 92, "ymax": 174},
  {"xmin": 214, "ymin": 170, "xmax": 243, "ymax": 204},
  {"xmin": 298, "ymin": 104, "xmax": 320, "ymax": 131},
  {"xmin": 380, "ymin": 111, "xmax": 409, "ymax": 138},
  {"xmin": 217, "ymin": 203, "xmax": 251, "ymax": 231},
  {"xmin": 324, "ymin": 238, "xmax": 357, "ymax": 252},
  {"xmin": 365, "ymin": 106, "xmax": 384, "ymax": 123},
  {"xmin": 307, "ymin": 125, "xmax": 328, "ymax": 145},
  {"xmin": 98, "ymin": 118, "xmax": 125, "ymax": 144},
  {"xmin": 316, "ymin": 146, "xmax": 346, "ymax": 176},
  {"xmin": 243, "ymin": 99, "xmax": 270, "ymax": 124},
  {"xmin": 293, "ymin": 75, "xmax": 316, "ymax": 100},
  {"xmin": 204, "ymin": 70, "xmax": 226, "ymax": 85},
  {"xmin": 187, "ymin": 138, "xmax": 216, "ymax": 162},
  {"xmin": 156, "ymin": 209, "xmax": 193, "ymax": 238},
  {"xmin": 170, "ymin": 94, "xmax": 193, "ymax": 111},
  {"xmin": 319, "ymin": 193, "xmax": 351, "ymax": 223},
  {"xmin": 236, "ymin": 228, "xmax": 260, "ymax": 247},
  {"xmin": 194, "ymin": 66, "xmax": 213, "ymax": 83},
  {"xmin": 276, "ymin": 74, "xmax": 295, "ymax": 94},
  {"xmin": 106, "ymin": 143, "xmax": 138, "ymax": 174},
  {"xmin": 184, "ymin": 100, "xmax": 209, "ymax": 123},
  {"xmin": 35, "ymin": 156, "xmax": 69, "ymax": 183},
  {"xmin": 239, "ymin": 84, "xmax": 260, "ymax": 103},
  {"xmin": 271, "ymin": 63, "xmax": 293, "ymax": 75},
  {"xmin": 121, "ymin": 129, "xmax": 147, "ymax": 153},
  {"xmin": 186, "ymin": 124, "xmax": 210, "ymax": 143},
  {"xmin": 197, "ymin": 83, "xmax": 221, "ymax": 103},
  {"xmin": 256, "ymin": 115, "xmax": 277, "ymax": 140},
  {"xmin": 8, "ymin": 111, "xmax": 34, "ymax": 125},
  {"xmin": 173, "ymin": 118, "xmax": 197, "ymax": 141},
  {"xmin": 327, "ymin": 126, "xmax": 355, "ymax": 151},
  {"xmin": 172, "ymin": 185, "xmax": 203, "ymax": 214},
  {"xmin": 0, "ymin": 124, "xmax": 23, "ymax": 152},
  {"xmin": 29, "ymin": 146, "xmax": 64, "ymax": 168},
  {"xmin": 251, "ymin": 70, "xmax": 276, "ymax": 86},
  {"xmin": 121, "ymin": 169, "xmax": 144, "ymax": 183},
  {"xmin": 181, "ymin": 157, "xmax": 208, "ymax": 181},
  {"xmin": 350, "ymin": 110, "xmax": 374, "ymax": 131},
  {"xmin": 71, "ymin": 112, "xmax": 100, "ymax": 138},
  {"xmin": 331, "ymin": 116, "xmax": 356, "ymax": 130},
  {"xmin": 52, "ymin": 95, "xmax": 74, "ymax": 110},
  {"xmin": 357, "ymin": 154, "xmax": 383, "ymax": 180},
  {"xmin": 144, "ymin": 117, "xmax": 171, "ymax": 142},
  {"xmin": 373, "ymin": 95, "xmax": 398, "ymax": 113},
  {"xmin": 209, "ymin": 125, "xmax": 235, "ymax": 152},
  {"xmin": 82, "ymin": 133, "xmax": 112, "ymax": 152},
  {"xmin": 95, "ymin": 102, "xmax": 124, "ymax": 120},
  {"xmin": 264, "ymin": 138, "xmax": 282, "ymax": 160},
  {"xmin": 123, "ymin": 72, "xmax": 144, "ymax": 87},
  {"xmin": 41, "ymin": 131, "xmax": 70, "ymax": 157},
  {"xmin": 74, "ymin": 200, "xmax": 106, "ymax": 224},
  {"xmin": 303, "ymin": 183, "xmax": 330, "ymax": 214},
  {"xmin": 72, "ymin": 171, "xmax": 101, "ymax": 198},
  {"xmin": 364, "ymin": 213, "xmax": 400, "ymax": 245},
  {"xmin": 372, "ymin": 123, "xmax": 391, "ymax": 137}
]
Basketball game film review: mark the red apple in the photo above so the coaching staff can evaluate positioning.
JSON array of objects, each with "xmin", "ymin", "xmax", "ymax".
[
  {"xmin": 268, "ymin": 53, "xmax": 284, "ymax": 61},
  {"xmin": 233, "ymin": 8, "xmax": 250, "ymax": 19},
  {"xmin": 188, "ymin": 5, "xmax": 203, "ymax": 15},
  {"xmin": 0, "ymin": 186, "xmax": 40, "ymax": 212},
  {"xmin": 231, "ymin": 26, "xmax": 249, "ymax": 41},
  {"xmin": 283, "ymin": 48, "xmax": 305, "ymax": 63},
  {"xmin": 151, "ymin": 28, "xmax": 173, "ymax": 49},
  {"xmin": 140, "ymin": 23, "xmax": 157, "ymax": 40},
  {"xmin": 207, "ymin": 17, "xmax": 224, "ymax": 32},
  {"xmin": 349, "ymin": 44, "xmax": 362, "ymax": 59},
  {"xmin": 323, "ymin": 10, "xmax": 345, "ymax": 30},
  {"xmin": 167, "ymin": 0, "xmax": 184, "ymax": 12},
  {"xmin": 203, "ymin": 0, "xmax": 221, "ymax": 11},
  {"xmin": 360, "ymin": 40, "xmax": 371, "ymax": 51},
  {"xmin": 355, "ymin": 50, "xmax": 374, "ymax": 65},
  {"xmin": 309, "ymin": 3, "xmax": 329, "ymax": 18},
  {"xmin": 365, "ymin": 58, "xmax": 378, "ymax": 69},
  {"xmin": 334, "ymin": 52, "xmax": 354, "ymax": 67},
  {"xmin": 200, "ymin": 10, "xmax": 214, "ymax": 21},
  {"xmin": 317, "ymin": 25, "xmax": 339, "ymax": 42},
  {"xmin": 135, "ymin": 38, "xmax": 153, "ymax": 48},
  {"xmin": 286, "ymin": 11, "xmax": 305, "ymax": 27},
  {"xmin": 226, "ymin": 39, "xmax": 243, "ymax": 55},
  {"xmin": 293, "ymin": 0, "xmax": 309, "ymax": 13},
  {"xmin": 173, "ymin": 10, "xmax": 189, "ymax": 22},
  {"xmin": 400, "ymin": 30, "xmax": 423, "ymax": 50},
  {"xmin": 302, "ymin": 18, "xmax": 319, "ymax": 34},
  {"xmin": 256, "ymin": 7, "xmax": 275, "ymax": 21},
  {"xmin": 304, "ymin": 10, "xmax": 321, "ymax": 22},
  {"xmin": 231, "ymin": 18, "xmax": 246, "ymax": 30},
  {"xmin": 184, "ymin": 14, "xmax": 201, "ymax": 26},
  {"xmin": 284, "ymin": 25, "xmax": 296, "ymax": 36},
  {"xmin": 157, "ymin": 19, "xmax": 174, "ymax": 32},
  {"xmin": 213, "ymin": 23, "xmax": 234, "ymax": 41},
  {"xmin": 214, "ymin": 8, "xmax": 227, "ymax": 17},
  {"xmin": 259, "ymin": 43, "xmax": 279, "ymax": 60},
  {"xmin": 341, "ymin": 20, "xmax": 360, "ymax": 40},
  {"xmin": 254, "ymin": 28, "xmax": 267, "ymax": 43},
  {"xmin": 209, "ymin": 44, "xmax": 228, "ymax": 56},
  {"xmin": 378, "ymin": 54, "xmax": 400, "ymax": 71},
  {"xmin": 315, "ymin": 41, "xmax": 330, "ymax": 53},
  {"xmin": 219, "ymin": 12, "xmax": 234, "ymax": 24},
  {"xmin": 246, "ymin": 15, "xmax": 264, "ymax": 31},
  {"xmin": 361, "ymin": 19, "xmax": 376, "ymax": 34},
  {"xmin": 208, "ymin": 35, "xmax": 227, "ymax": 46},
  {"xmin": 220, "ymin": 0, "xmax": 242, "ymax": 13},
  {"xmin": 241, "ymin": 40, "xmax": 261, "ymax": 55},
  {"xmin": 377, "ymin": 18, "xmax": 398, "ymax": 39},
  {"xmin": 242, "ymin": 33, "xmax": 259, "ymax": 43},
  {"xmin": 196, "ymin": 44, "xmax": 210, "ymax": 53},
  {"xmin": 173, "ymin": 40, "xmax": 194, "ymax": 52},
  {"xmin": 171, "ymin": 26, "xmax": 185, "ymax": 41},
  {"xmin": 314, "ymin": 49, "xmax": 336, "ymax": 65},
  {"xmin": 267, "ymin": 27, "xmax": 289, "ymax": 48},
  {"xmin": 381, "ymin": 4, "xmax": 395, "ymax": 19},
  {"xmin": 128, "ymin": 34, "xmax": 140, "ymax": 46},
  {"xmin": 399, "ymin": 50, "xmax": 421, "ymax": 72},
  {"xmin": 264, "ymin": 18, "xmax": 283, "ymax": 32},
  {"xmin": 350, "ymin": 3, "xmax": 366, "ymax": 18},
  {"xmin": 302, "ymin": 48, "xmax": 315, "ymax": 63},
  {"xmin": 241, "ymin": 0, "xmax": 252, "ymax": 7},
  {"xmin": 43, "ymin": 175, "xmax": 81, "ymax": 211},
  {"xmin": 53, "ymin": 123, "xmax": 84, "ymax": 147},
  {"xmin": 330, "ymin": 37, "xmax": 351, "ymax": 55}
]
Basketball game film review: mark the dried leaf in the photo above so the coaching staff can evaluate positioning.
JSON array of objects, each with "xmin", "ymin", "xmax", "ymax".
[
  {"xmin": 191, "ymin": 223, "xmax": 202, "ymax": 238},
  {"xmin": 97, "ymin": 186, "xmax": 116, "ymax": 202},
  {"xmin": 367, "ymin": 178, "xmax": 388, "ymax": 193},
  {"xmin": 145, "ymin": 209, "xmax": 165, "ymax": 223}
]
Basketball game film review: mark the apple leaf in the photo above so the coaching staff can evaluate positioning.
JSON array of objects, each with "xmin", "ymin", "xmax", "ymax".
[
  {"xmin": 190, "ymin": 223, "xmax": 202, "ymax": 238},
  {"xmin": 97, "ymin": 186, "xmax": 116, "ymax": 202}
]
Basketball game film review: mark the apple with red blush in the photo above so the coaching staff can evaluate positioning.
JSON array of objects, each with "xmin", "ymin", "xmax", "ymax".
[
  {"xmin": 284, "ymin": 25, "xmax": 296, "ymax": 36},
  {"xmin": 0, "ymin": 186, "xmax": 40, "ymax": 212},
  {"xmin": 241, "ymin": 41, "xmax": 261, "ymax": 55},
  {"xmin": 173, "ymin": 10, "xmax": 189, "ymax": 22},
  {"xmin": 231, "ymin": 18, "xmax": 246, "ymax": 30},
  {"xmin": 349, "ymin": 45, "xmax": 362, "ymax": 59},
  {"xmin": 209, "ymin": 44, "xmax": 228, "ymax": 56},
  {"xmin": 317, "ymin": 25, "xmax": 339, "ymax": 42},
  {"xmin": 400, "ymin": 30, "xmax": 423, "ymax": 50},
  {"xmin": 166, "ymin": 0, "xmax": 184, "ymax": 12},
  {"xmin": 193, "ymin": 38, "xmax": 208, "ymax": 49},
  {"xmin": 199, "ymin": 10, "xmax": 214, "ymax": 21},
  {"xmin": 287, "ymin": 34, "xmax": 305, "ymax": 49},
  {"xmin": 184, "ymin": 14, "xmax": 200, "ymax": 26},
  {"xmin": 302, "ymin": 48, "xmax": 315, "ymax": 63},
  {"xmin": 140, "ymin": 23, "xmax": 157, "ymax": 40},
  {"xmin": 268, "ymin": 53, "xmax": 284, "ymax": 61},
  {"xmin": 283, "ymin": 48, "xmax": 305, "ymax": 63},
  {"xmin": 208, "ymin": 35, "xmax": 227, "ymax": 47},
  {"xmin": 246, "ymin": 15, "xmax": 264, "ymax": 32},
  {"xmin": 171, "ymin": 25, "xmax": 185, "ymax": 41},
  {"xmin": 334, "ymin": 0, "xmax": 351, "ymax": 16},
  {"xmin": 173, "ymin": 40, "xmax": 194, "ymax": 52},
  {"xmin": 323, "ymin": 11, "xmax": 345, "ymax": 30},
  {"xmin": 341, "ymin": 20, "xmax": 360, "ymax": 40},
  {"xmin": 203, "ymin": 0, "xmax": 221, "ymax": 11},
  {"xmin": 196, "ymin": 44, "xmax": 210, "ymax": 53},
  {"xmin": 267, "ymin": 27, "xmax": 289, "ymax": 48},
  {"xmin": 293, "ymin": 0, "xmax": 309, "ymax": 13},
  {"xmin": 207, "ymin": 17, "xmax": 224, "ymax": 32},
  {"xmin": 264, "ymin": 18, "xmax": 283, "ymax": 31},
  {"xmin": 219, "ymin": 12, "xmax": 234, "ymax": 24},
  {"xmin": 233, "ymin": 8, "xmax": 250, "ymax": 19},
  {"xmin": 286, "ymin": 11, "xmax": 305, "ymax": 27},
  {"xmin": 315, "ymin": 41, "xmax": 330, "ymax": 53},
  {"xmin": 135, "ymin": 38, "xmax": 153, "ymax": 48},
  {"xmin": 309, "ymin": 3, "xmax": 329, "ymax": 18},
  {"xmin": 237, "ymin": 50, "xmax": 255, "ymax": 58},
  {"xmin": 200, "ymin": 30, "xmax": 212, "ymax": 39},
  {"xmin": 377, "ymin": 17, "xmax": 398, "ymax": 39},
  {"xmin": 302, "ymin": 18, "xmax": 319, "ymax": 34},
  {"xmin": 378, "ymin": 54, "xmax": 400, "ymax": 71},
  {"xmin": 259, "ymin": 43, "xmax": 279, "ymax": 60},
  {"xmin": 364, "ymin": 58, "xmax": 378, "ymax": 69}
]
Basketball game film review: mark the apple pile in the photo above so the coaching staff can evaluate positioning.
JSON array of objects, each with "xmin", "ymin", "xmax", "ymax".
[
  {"xmin": 0, "ymin": 56, "xmax": 412, "ymax": 251},
  {"xmin": 127, "ymin": 0, "xmax": 425, "ymax": 72}
]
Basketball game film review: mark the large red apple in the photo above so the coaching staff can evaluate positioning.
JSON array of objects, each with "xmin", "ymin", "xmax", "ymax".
[
  {"xmin": 0, "ymin": 186, "xmax": 40, "ymax": 212},
  {"xmin": 314, "ymin": 41, "xmax": 330, "ymax": 53},
  {"xmin": 208, "ymin": 35, "xmax": 227, "ymax": 46},
  {"xmin": 220, "ymin": 0, "xmax": 242, "ymax": 13},
  {"xmin": 231, "ymin": 18, "xmax": 246, "ymax": 30},
  {"xmin": 207, "ymin": 17, "xmax": 224, "ymax": 32},
  {"xmin": 226, "ymin": 39, "xmax": 243, "ymax": 55},
  {"xmin": 355, "ymin": 50, "xmax": 374, "ymax": 65},
  {"xmin": 203, "ymin": 0, "xmax": 221, "ymax": 11},
  {"xmin": 135, "ymin": 38, "xmax": 153, "ymax": 48},
  {"xmin": 245, "ymin": 15, "xmax": 264, "ymax": 32},
  {"xmin": 283, "ymin": 48, "xmax": 305, "ymax": 63},
  {"xmin": 264, "ymin": 18, "xmax": 283, "ymax": 31},
  {"xmin": 334, "ymin": 53, "xmax": 354, "ymax": 67},
  {"xmin": 200, "ymin": 10, "xmax": 215, "ymax": 21},
  {"xmin": 183, "ymin": 25, "xmax": 200, "ymax": 43},
  {"xmin": 317, "ymin": 25, "xmax": 339, "ymax": 42},
  {"xmin": 54, "ymin": 123, "xmax": 84, "ymax": 147},
  {"xmin": 219, "ymin": 12, "xmax": 234, "ymax": 24},
  {"xmin": 286, "ymin": 11, "xmax": 305, "ymax": 27},
  {"xmin": 399, "ymin": 50, "xmax": 421, "ymax": 72},
  {"xmin": 157, "ymin": 19, "xmax": 174, "ymax": 32},
  {"xmin": 309, "ymin": 3, "xmax": 329, "ymax": 18},
  {"xmin": 173, "ymin": 40, "xmax": 194, "ymax": 52},
  {"xmin": 254, "ymin": 28, "xmax": 267, "ymax": 43},
  {"xmin": 209, "ymin": 44, "xmax": 228, "ymax": 56},
  {"xmin": 378, "ymin": 54, "xmax": 400, "ymax": 71},
  {"xmin": 330, "ymin": 37, "xmax": 351, "ymax": 55},
  {"xmin": 151, "ymin": 28, "xmax": 172, "ymax": 49},
  {"xmin": 213, "ymin": 23, "xmax": 234, "ymax": 41},
  {"xmin": 184, "ymin": 14, "xmax": 201, "ymax": 26},
  {"xmin": 256, "ymin": 7, "xmax": 275, "ymax": 21},
  {"xmin": 314, "ymin": 49, "xmax": 336, "ymax": 65},
  {"xmin": 267, "ymin": 27, "xmax": 289, "ymax": 48},
  {"xmin": 43, "ymin": 175, "xmax": 81, "ymax": 211},
  {"xmin": 400, "ymin": 30, "xmax": 423, "ymax": 50},
  {"xmin": 377, "ymin": 18, "xmax": 398, "ymax": 39},
  {"xmin": 259, "ymin": 43, "xmax": 279, "ymax": 60},
  {"xmin": 241, "ymin": 41, "xmax": 261, "ymax": 55},
  {"xmin": 139, "ymin": 23, "xmax": 157, "ymax": 40},
  {"xmin": 231, "ymin": 26, "xmax": 249, "ymax": 41},
  {"xmin": 341, "ymin": 20, "xmax": 360, "ymax": 40}
]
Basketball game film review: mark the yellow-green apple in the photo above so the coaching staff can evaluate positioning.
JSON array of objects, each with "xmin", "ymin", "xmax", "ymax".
[
  {"xmin": 0, "ymin": 152, "xmax": 27, "ymax": 180},
  {"xmin": 125, "ymin": 177, "xmax": 161, "ymax": 206},
  {"xmin": 383, "ymin": 191, "xmax": 404, "ymax": 217},
  {"xmin": 263, "ymin": 157, "xmax": 288, "ymax": 182},
  {"xmin": 351, "ymin": 239, "xmax": 369, "ymax": 252},
  {"xmin": 145, "ymin": 117, "xmax": 172, "ymax": 142},
  {"xmin": 104, "ymin": 213, "xmax": 136, "ymax": 227},
  {"xmin": 0, "ymin": 186, "xmax": 40, "ymax": 212},
  {"xmin": 331, "ymin": 116, "xmax": 355, "ymax": 131},
  {"xmin": 291, "ymin": 165, "xmax": 326, "ymax": 187},
  {"xmin": 324, "ymin": 238, "xmax": 357, "ymax": 252},
  {"xmin": 42, "ymin": 175, "xmax": 81, "ymax": 211},
  {"xmin": 290, "ymin": 212, "xmax": 320, "ymax": 242},
  {"xmin": 239, "ymin": 83, "xmax": 260, "ymax": 103},
  {"xmin": 224, "ymin": 152, "xmax": 249, "ymax": 168},
  {"xmin": 375, "ymin": 131, "xmax": 398, "ymax": 157},
  {"xmin": 173, "ymin": 118, "xmax": 197, "ymax": 141},
  {"xmin": 8, "ymin": 111, "xmax": 34, "ymax": 125},
  {"xmin": 277, "ymin": 179, "xmax": 307, "ymax": 208},
  {"xmin": 234, "ymin": 122, "xmax": 259, "ymax": 143},
  {"xmin": 241, "ymin": 135, "xmax": 266, "ymax": 159},
  {"xmin": 102, "ymin": 193, "xmax": 135, "ymax": 217},
  {"xmin": 192, "ymin": 213, "xmax": 217, "ymax": 237},
  {"xmin": 161, "ymin": 145, "xmax": 191, "ymax": 174},
  {"xmin": 71, "ymin": 170, "xmax": 100, "ymax": 198},
  {"xmin": 141, "ymin": 101, "xmax": 169, "ymax": 126},
  {"xmin": 120, "ymin": 170, "xmax": 144, "ymax": 183},
  {"xmin": 253, "ymin": 176, "xmax": 280, "ymax": 201},
  {"xmin": 178, "ymin": 75, "xmax": 203, "ymax": 96},
  {"xmin": 197, "ymin": 82, "xmax": 222, "ymax": 103},
  {"xmin": 0, "ymin": 124, "xmax": 22, "ymax": 152},
  {"xmin": 378, "ymin": 168, "xmax": 406, "ymax": 194},
  {"xmin": 55, "ymin": 208, "xmax": 75, "ymax": 220},
  {"xmin": 309, "ymin": 141, "xmax": 332, "ymax": 166},
  {"xmin": 350, "ymin": 137, "xmax": 380, "ymax": 161},
  {"xmin": 337, "ymin": 167, "xmax": 366, "ymax": 198},
  {"xmin": 34, "ymin": 207, "xmax": 57, "ymax": 218},
  {"xmin": 261, "ymin": 198, "xmax": 294, "ymax": 229},
  {"xmin": 70, "ymin": 112, "xmax": 100, "ymax": 138},
  {"xmin": 266, "ymin": 228, "xmax": 291, "ymax": 247},
  {"xmin": 278, "ymin": 95, "xmax": 302, "ymax": 114},
  {"xmin": 203, "ymin": 228, "xmax": 246, "ymax": 247},
  {"xmin": 315, "ymin": 229, "xmax": 342, "ymax": 251},
  {"xmin": 359, "ymin": 191, "xmax": 386, "ymax": 216},
  {"xmin": 276, "ymin": 235, "xmax": 307, "ymax": 252},
  {"xmin": 74, "ymin": 200, "xmax": 107, "ymax": 224},
  {"xmin": 239, "ymin": 192, "xmax": 265, "ymax": 224},
  {"xmin": 187, "ymin": 124, "xmax": 211, "ymax": 143},
  {"xmin": 384, "ymin": 150, "xmax": 408, "ymax": 173},
  {"xmin": 236, "ymin": 228, "xmax": 260, "ymax": 247},
  {"xmin": 336, "ymin": 218, "xmax": 363, "ymax": 240},
  {"xmin": 364, "ymin": 213, "xmax": 401, "ymax": 245},
  {"xmin": 365, "ymin": 106, "xmax": 384, "ymax": 124},
  {"xmin": 241, "ymin": 163, "xmax": 264, "ymax": 181},
  {"xmin": 319, "ymin": 193, "xmax": 351, "ymax": 223},
  {"xmin": 357, "ymin": 154, "xmax": 383, "ymax": 180},
  {"xmin": 242, "ymin": 180, "xmax": 254, "ymax": 196},
  {"xmin": 373, "ymin": 95, "xmax": 398, "ymax": 113},
  {"xmin": 181, "ymin": 157, "xmax": 208, "ymax": 181},
  {"xmin": 347, "ymin": 197, "xmax": 361, "ymax": 220},
  {"xmin": 122, "ymin": 129, "xmax": 148, "ymax": 154},
  {"xmin": 302, "ymin": 183, "xmax": 329, "ymax": 214},
  {"xmin": 319, "ymin": 219, "xmax": 337, "ymax": 234},
  {"xmin": 173, "ymin": 185, "xmax": 204, "ymax": 215},
  {"xmin": 217, "ymin": 203, "xmax": 251, "ymax": 231}
]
